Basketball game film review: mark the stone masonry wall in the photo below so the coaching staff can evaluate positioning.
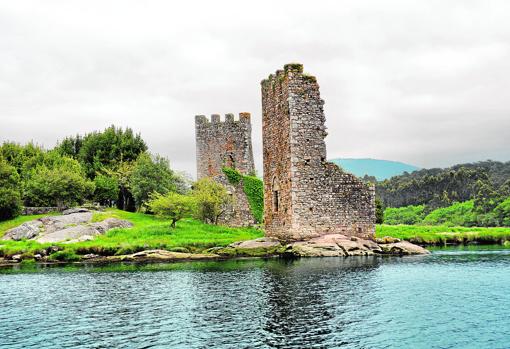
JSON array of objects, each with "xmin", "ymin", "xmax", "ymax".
[
  {"xmin": 261, "ymin": 64, "xmax": 376, "ymax": 241},
  {"xmin": 195, "ymin": 113, "xmax": 257, "ymax": 227}
]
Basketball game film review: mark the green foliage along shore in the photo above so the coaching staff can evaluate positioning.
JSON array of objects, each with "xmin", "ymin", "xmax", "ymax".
[{"xmin": 384, "ymin": 199, "xmax": 510, "ymax": 227}]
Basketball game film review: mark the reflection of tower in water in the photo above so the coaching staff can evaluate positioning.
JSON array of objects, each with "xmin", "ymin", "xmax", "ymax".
[{"xmin": 261, "ymin": 257, "xmax": 382, "ymax": 348}]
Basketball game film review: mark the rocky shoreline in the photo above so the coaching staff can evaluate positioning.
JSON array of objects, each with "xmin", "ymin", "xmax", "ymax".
[{"xmin": 0, "ymin": 233, "xmax": 429, "ymax": 268}]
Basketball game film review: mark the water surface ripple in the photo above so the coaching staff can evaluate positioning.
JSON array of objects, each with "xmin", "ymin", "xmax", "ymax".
[{"xmin": 1, "ymin": 247, "xmax": 509, "ymax": 349}]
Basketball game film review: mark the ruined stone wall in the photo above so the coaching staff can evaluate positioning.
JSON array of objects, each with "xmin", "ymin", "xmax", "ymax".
[
  {"xmin": 195, "ymin": 113, "xmax": 256, "ymax": 227},
  {"xmin": 195, "ymin": 113, "xmax": 254, "ymax": 179},
  {"xmin": 262, "ymin": 64, "xmax": 376, "ymax": 241}
]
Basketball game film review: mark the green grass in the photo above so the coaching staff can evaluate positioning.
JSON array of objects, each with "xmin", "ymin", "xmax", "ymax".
[
  {"xmin": 0, "ymin": 209, "xmax": 263, "ymax": 260},
  {"xmin": 376, "ymin": 224, "xmax": 510, "ymax": 245}
]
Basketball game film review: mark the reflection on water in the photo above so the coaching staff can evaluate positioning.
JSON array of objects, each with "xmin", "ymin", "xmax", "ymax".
[{"xmin": 0, "ymin": 249, "xmax": 509, "ymax": 349}]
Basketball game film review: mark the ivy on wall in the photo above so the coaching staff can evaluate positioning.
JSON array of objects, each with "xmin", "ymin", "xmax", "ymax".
[{"xmin": 222, "ymin": 167, "xmax": 264, "ymax": 223}]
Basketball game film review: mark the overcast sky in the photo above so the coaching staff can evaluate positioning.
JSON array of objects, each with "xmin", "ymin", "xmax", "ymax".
[{"xmin": 1, "ymin": 0, "xmax": 509, "ymax": 177}]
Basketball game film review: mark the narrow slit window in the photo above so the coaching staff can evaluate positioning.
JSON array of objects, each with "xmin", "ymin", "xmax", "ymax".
[{"xmin": 273, "ymin": 191, "xmax": 279, "ymax": 212}]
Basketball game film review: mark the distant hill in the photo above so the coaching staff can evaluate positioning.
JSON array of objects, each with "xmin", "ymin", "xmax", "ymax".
[
  {"xmin": 377, "ymin": 160, "xmax": 510, "ymax": 209},
  {"xmin": 329, "ymin": 158, "xmax": 420, "ymax": 181}
]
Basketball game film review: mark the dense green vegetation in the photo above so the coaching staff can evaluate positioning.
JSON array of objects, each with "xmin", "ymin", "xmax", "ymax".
[
  {"xmin": 384, "ymin": 205, "xmax": 426, "ymax": 225},
  {"xmin": 373, "ymin": 160, "xmax": 510, "ymax": 227},
  {"xmin": 384, "ymin": 199, "xmax": 510, "ymax": 227},
  {"xmin": 377, "ymin": 160, "xmax": 510, "ymax": 209},
  {"xmin": 223, "ymin": 167, "xmax": 264, "ymax": 223},
  {"xmin": 376, "ymin": 224, "xmax": 510, "ymax": 245},
  {"xmin": 0, "ymin": 160, "xmax": 22, "ymax": 220},
  {"xmin": 0, "ymin": 126, "xmax": 187, "ymax": 220},
  {"xmin": 0, "ymin": 209, "xmax": 263, "ymax": 260}
]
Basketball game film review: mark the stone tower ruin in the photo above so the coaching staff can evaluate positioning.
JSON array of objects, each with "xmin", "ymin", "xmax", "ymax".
[
  {"xmin": 261, "ymin": 63, "xmax": 376, "ymax": 241},
  {"xmin": 195, "ymin": 113, "xmax": 257, "ymax": 226}
]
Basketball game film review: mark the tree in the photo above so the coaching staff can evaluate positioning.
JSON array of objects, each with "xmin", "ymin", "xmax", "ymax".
[
  {"xmin": 105, "ymin": 162, "xmax": 135, "ymax": 211},
  {"xmin": 93, "ymin": 175, "xmax": 118, "ymax": 206},
  {"xmin": 147, "ymin": 192, "xmax": 195, "ymax": 228},
  {"xmin": 375, "ymin": 198, "xmax": 384, "ymax": 224},
  {"xmin": 24, "ymin": 165, "xmax": 94, "ymax": 208},
  {"xmin": 0, "ymin": 160, "xmax": 22, "ymax": 220},
  {"xmin": 130, "ymin": 153, "xmax": 176, "ymax": 210},
  {"xmin": 56, "ymin": 125, "xmax": 147, "ymax": 179},
  {"xmin": 473, "ymin": 180, "xmax": 498, "ymax": 214},
  {"xmin": 493, "ymin": 197, "xmax": 510, "ymax": 227},
  {"xmin": 193, "ymin": 178, "xmax": 232, "ymax": 224}
]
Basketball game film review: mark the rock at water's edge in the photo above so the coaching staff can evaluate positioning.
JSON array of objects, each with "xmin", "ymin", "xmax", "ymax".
[{"xmin": 218, "ymin": 234, "xmax": 429, "ymax": 257}]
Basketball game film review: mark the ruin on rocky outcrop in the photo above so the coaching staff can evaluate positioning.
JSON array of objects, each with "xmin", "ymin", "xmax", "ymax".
[
  {"xmin": 195, "ymin": 113, "xmax": 258, "ymax": 226},
  {"xmin": 261, "ymin": 63, "xmax": 376, "ymax": 242}
]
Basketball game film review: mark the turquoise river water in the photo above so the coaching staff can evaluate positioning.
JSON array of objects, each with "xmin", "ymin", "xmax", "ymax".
[{"xmin": 0, "ymin": 246, "xmax": 509, "ymax": 349}]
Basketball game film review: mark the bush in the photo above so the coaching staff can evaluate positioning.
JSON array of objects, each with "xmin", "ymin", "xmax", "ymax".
[
  {"xmin": 147, "ymin": 192, "xmax": 195, "ymax": 228},
  {"xmin": 384, "ymin": 205, "xmax": 426, "ymax": 225},
  {"xmin": 193, "ymin": 178, "xmax": 232, "ymax": 224},
  {"xmin": 0, "ymin": 188, "xmax": 22, "ymax": 221},
  {"xmin": 423, "ymin": 201, "xmax": 477, "ymax": 227},
  {"xmin": 24, "ymin": 165, "xmax": 94, "ymax": 208}
]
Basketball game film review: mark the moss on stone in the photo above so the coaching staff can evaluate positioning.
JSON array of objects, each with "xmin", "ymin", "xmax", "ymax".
[
  {"xmin": 284, "ymin": 63, "xmax": 304, "ymax": 73},
  {"xmin": 302, "ymin": 73, "xmax": 317, "ymax": 83}
]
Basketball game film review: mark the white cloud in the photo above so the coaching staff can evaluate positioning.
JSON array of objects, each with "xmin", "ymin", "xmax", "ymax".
[{"xmin": 0, "ymin": 0, "xmax": 509, "ymax": 176}]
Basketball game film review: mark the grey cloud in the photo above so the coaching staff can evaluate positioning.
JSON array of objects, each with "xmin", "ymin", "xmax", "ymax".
[{"xmin": 1, "ymin": 0, "xmax": 509, "ymax": 178}]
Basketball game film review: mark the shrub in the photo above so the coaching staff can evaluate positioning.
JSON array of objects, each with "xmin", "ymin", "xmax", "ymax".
[
  {"xmin": 24, "ymin": 165, "xmax": 94, "ymax": 208},
  {"xmin": 384, "ymin": 205, "xmax": 426, "ymax": 225},
  {"xmin": 193, "ymin": 178, "xmax": 232, "ymax": 224},
  {"xmin": 147, "ymin": 192, "xmax": 195, "ymax": 228},
  {"xmin": 423, "ymin": 201, "xmax": 477, "ymax": 227}
]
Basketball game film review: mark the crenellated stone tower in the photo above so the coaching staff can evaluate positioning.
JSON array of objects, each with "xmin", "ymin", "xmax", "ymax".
[
  {"xmin": 261, "ymin": 63, "xmax": 376, "ymax": 241},
  {"xmin": 195, "ymin": 113, "xmax": 257, "ymax": 226}
]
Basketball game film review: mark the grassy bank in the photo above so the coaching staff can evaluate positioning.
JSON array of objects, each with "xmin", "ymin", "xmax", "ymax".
[
  {"xmin": 3, "ymin": 209, "xmax": 510, "ymax": 263},
  {"xmin": 376, "ymin": 224, "xmax": 510, "ymax": 245},
  {"xmin": 0, "ymin": 209, "xmax": 263, "ymax": 261}
]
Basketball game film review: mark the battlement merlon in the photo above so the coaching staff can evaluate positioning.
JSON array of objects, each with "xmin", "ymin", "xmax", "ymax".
[{"xmin": 194, "ymin": 113, "xmax": 252, "ymax": 126}]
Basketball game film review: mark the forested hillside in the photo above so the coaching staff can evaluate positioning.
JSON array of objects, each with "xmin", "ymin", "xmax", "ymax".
[
  {"xmin": 375, "ymin": 161, "xmax": 510, "ymax": 227},
  {"xmin": 377, "ymin": 160, "xmax": 510, "ymax": 209}
]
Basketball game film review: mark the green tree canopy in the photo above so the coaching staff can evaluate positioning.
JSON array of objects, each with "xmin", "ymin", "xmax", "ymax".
[
  {"xmin": 147, "ymin": 192, "xmax": 196, "ymax": 228},
  {"xmin": 24, "ymin": 159, "xmax": 94, "ymax": 208},
  {"xmin": 130, "ymin": 153, "xmax": 177, "ymax": 210},
  {"xmin": 57, "ymin": 125, "xmax": 147, "ymax": 179},
  {"xmin": 0, "ymin": 160, "xmax": 23, "ymax": 220},
  {"xmin": 93, "ymin": 175, "xmax": 119, "ymax": 206}
]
